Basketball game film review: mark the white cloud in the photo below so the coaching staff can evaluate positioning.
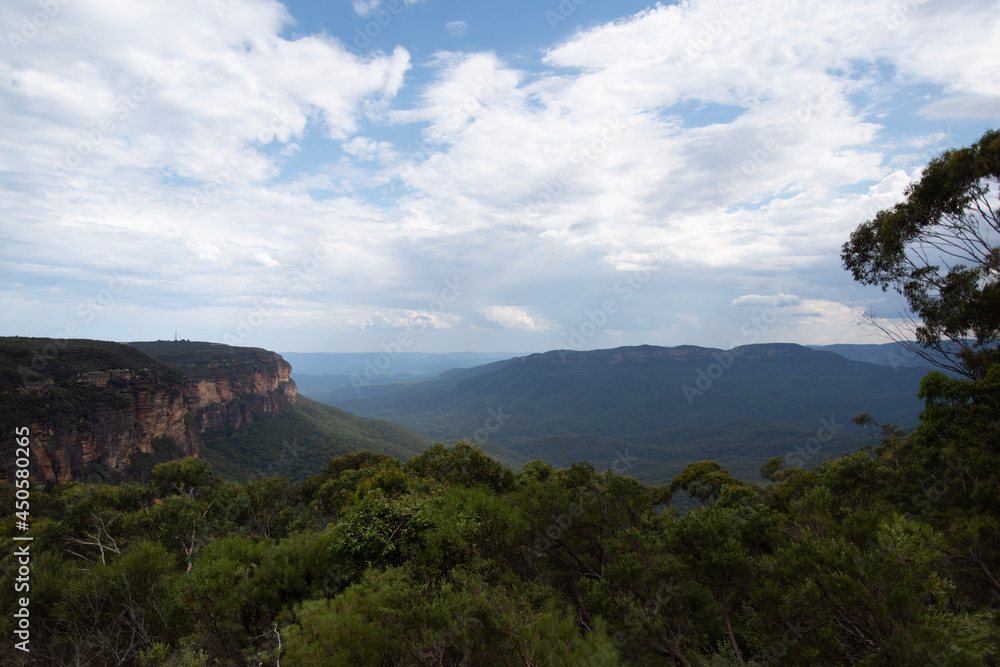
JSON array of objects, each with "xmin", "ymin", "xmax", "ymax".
[
  {"xmin": 771, "ymin": 299, "xmax": 876, "ymax": 347},
  {"xmin": 361, "ymin": 309, "xmax": 459, "ymax": 330},
  {"xmin": 0, "ymin": 0, "xmax": 413, "ymax": 313},
  {"xmin": 909, "ymin": 132, "xmax": 949, "ymax": 149},
  {"xmin": 483, "ymin": 306, "xmax": 539, "ymax": 331},
  {"xmin": 342, "ymin": 136, "xmax": 398, "ymax": 163},
  {"xmin": 2, "ymin": 1, "xmax": 411, "ymax": 186},
  {"xmin": 186, "ymin": 240, "xmax": 222, "ymax": 262},
  {"xmin": 352, "ymin": 0, "xmax": 382, "ymax": 17},
  {"xmin": 254, "ymin": 251, "xmax": 281, "ymax": 268},
  {"xmin": 388, "ymin": 51, "xmax": 515, "ymax": 144}
]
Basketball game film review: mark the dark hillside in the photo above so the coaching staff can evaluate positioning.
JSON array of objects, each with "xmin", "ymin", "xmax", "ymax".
[{"xmin": 321, "ymin": 343, "xmax": 929, "ymax": 483}]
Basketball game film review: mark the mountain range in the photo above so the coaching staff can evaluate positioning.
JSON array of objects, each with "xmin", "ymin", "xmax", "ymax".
[{"xmin": 314, "ymin": 343, "xmax": 931, "ymax": 483}]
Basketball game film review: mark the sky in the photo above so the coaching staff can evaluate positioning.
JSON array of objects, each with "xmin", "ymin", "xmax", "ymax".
[{"xmin": 1, "ymin": 0, "xmax": 998, "ymax": 355}]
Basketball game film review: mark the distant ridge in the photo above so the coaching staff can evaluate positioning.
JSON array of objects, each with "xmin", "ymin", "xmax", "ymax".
[
  {"xmin": 520, "ymin": 344, "xmax": 719, "ymax": 364},
  {"xmin": 317, "ymin": 342, "xmax": 930, "ymax": 484},
  {"xmin": 808, "ymin": 341, "xmax": 948, "ymax": 370},
  {"xmin": 520, "ymin": 343, "xmax": 842, "ymax": 365}
]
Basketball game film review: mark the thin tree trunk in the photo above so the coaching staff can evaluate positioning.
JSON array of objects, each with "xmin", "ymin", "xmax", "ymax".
[{"xmin": 717, "ymin": 594, "xmax": 746, "ymax": 667}]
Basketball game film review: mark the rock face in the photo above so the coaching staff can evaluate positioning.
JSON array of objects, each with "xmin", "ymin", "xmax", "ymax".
[
  {"xmin": 26, "ymin": 367, "xmax": 197, "ymax": 483},
  {"xmin": 0, "ymin": 339, "xmax": 297, "ymax": 483},
  {"xmin": 185, "ymin": 355, "xmax": 298, "ymax": 431}
]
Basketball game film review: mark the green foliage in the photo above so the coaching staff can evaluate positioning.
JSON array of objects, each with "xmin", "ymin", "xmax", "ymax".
[
  {"xmin": 152, "ymin": 456, "xmax": 214, "ymax": 499},
  {"xmin": 180, "ymin": 536, "xmax": 272, "ymax": 662},
  {"xmin": 253, "ymin": 531, "xmax": 344, "ymax": 617},
  {"xmin": 816, "ymin": 452, "xmax": 885, "ymax": 514},
  {"xmin": 747, "ymin": 512, "xmax": 1000, "ymax": 664},
  {"xmin": 514, "ymin": 461, "xmax": 671, "ymax": 611},
  {"xmin": 141, "ymin": 637, "xmax": 210, "ymax": 667},
  {"xmin": 4, "ymin": 425, "xmax": 1000, "ymax": 666},
  {"xmin": 518, "ymin": 458, "xmax": 557, "ymax": 484},
  {"xmin": 759, "ymin": 454, "xmax": 787, "ymax": 483},
  {"xmin": 668, "ymin": 505, "xmax": 756, "ymax": 665},
  {"xmin": 670, "ymin": 460, "xmax": 744, "ymax": 506},
  {"xmin": 198, "ymin": 396, "xmax": 432, "ymax": 481},
  {"xmin": 126, "ymin": 436, "xmax": 187, "ymax": 483},
  {"xmin": 913, "ymin": 366, "xmax": 1000, "ymax": 514},
  {"xmin": 55, "ymin": 540, "xmax": 186, "ymax": 665},
  {"xmin": 0, "ymin": 337, "xmax": 185, "ymax": 390},
  {"xmin": 325, "ymin": 494, "xmax": 434, "ymax": 574},
  {"xmin": 282, "ymin": 565, "xmax": 619, "ymax": 666},
  {"xmin": 321, "ymin": 449, "xmax": 397, "ymax": 478},
  {"xmin": 842, "ymin": 128, "xmax": 1000, "ymax": 378},
  {"xmin": 354, "ymin": 459, "xmax": 412, "ymax": 498},
  {"xmin": 237, "ymin": 475, "xmax": 302, "ymax": 539},
  {"xmin": 580, "ymin": 518, "xmax": 718, "ymax": 662},
  {"xmin": 405, "ymin": 440, "xmax": 515, "ymax": 492},
  {"xmin": 129, "ymin": 340, "xmax": 283, "ymax": 381},
  {"xmin": 416, "ymin": 485, "xmax": 530, "ymax": 575}
]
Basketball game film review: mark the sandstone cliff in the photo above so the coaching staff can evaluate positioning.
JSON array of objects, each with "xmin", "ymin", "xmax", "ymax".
[
  {"xmin": 26, "ymin": 366, "xmax": 197, "ymax": 482},
  {"xmin": 0, "ymin": 338, "xmax": 297, "ymax": 483},
  {"xmin": 133, "ymin": 341, "xmax": 299, "ymax": 432}
]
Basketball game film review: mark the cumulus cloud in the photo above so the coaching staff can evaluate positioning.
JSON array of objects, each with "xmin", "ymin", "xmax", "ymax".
[
  {"xmin": 0, "ymin": 0, "xmax": 411, "ymax": 307},
  {"xmin": 362, "ymin": 309, "xmax": 459, "ymax": 330},
  {"xmin": 254, "ymin": 251, "xmax": 281, "ymax": 268},
  {"xmin": 483, "ymin": 306, "xmax": 540, "ymax": 331},
  {"xmin": 342, "ymin": 136, "xmax": 399, "ymax": 163}
]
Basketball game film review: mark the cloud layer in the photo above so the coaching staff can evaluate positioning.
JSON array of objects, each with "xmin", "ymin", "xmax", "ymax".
[{"xmin": 1, "ymin": 0, "xmax": 997, "ymax": 353}]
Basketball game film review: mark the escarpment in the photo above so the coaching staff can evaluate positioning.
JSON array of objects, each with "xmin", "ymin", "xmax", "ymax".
[
  {"xmin": 132, "ymin": 341, "xmax": 298, "ymax": 432},
  {"xmin": 0, "ymin": 338, "xmax": 297, "ymax": 482}
]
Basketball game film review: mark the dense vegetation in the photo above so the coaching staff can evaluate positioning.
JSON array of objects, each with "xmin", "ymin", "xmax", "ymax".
[
  {"xmin": 128, "ymin": 341, "xmax": 284, "ymax": 381},
  {"xmin": 200, "ymin": 396, "xmax": 433, "ymax": 481},
  {"xmin": 0, "ymin": 338, "xmax": 186, "ymax": 392},
  {"xmin": 2, "ymin": 409, "xmax": 999, "ymax": 666}
]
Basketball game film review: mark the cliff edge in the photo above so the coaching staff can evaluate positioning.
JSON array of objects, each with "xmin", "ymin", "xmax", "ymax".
[{"xmin": 0, "ymin": 338, "xmax": 297, "ymax": 482}]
